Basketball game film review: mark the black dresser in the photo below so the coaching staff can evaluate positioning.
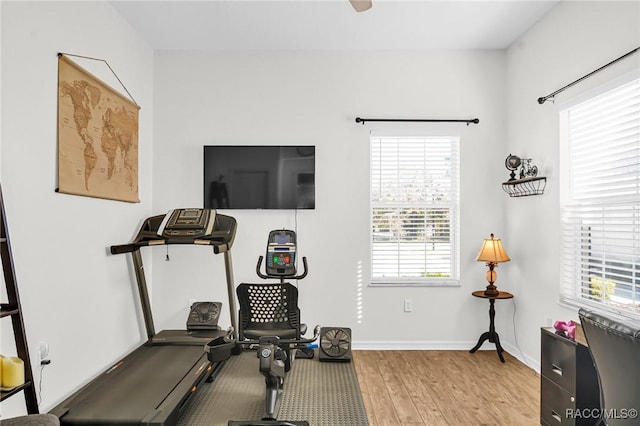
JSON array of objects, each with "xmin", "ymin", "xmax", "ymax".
[{"xmin": 540, "ymin": 326, "xmax": 601, "ymax": 425}]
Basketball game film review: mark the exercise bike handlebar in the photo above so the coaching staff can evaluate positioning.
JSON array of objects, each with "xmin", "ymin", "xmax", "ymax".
[
  {"xmin": 280, "ymin": 324, "xmax": 320, "ymax": 345},
  {"xmin": 256, "ymin": 256, "xmax": 308, "ymax": 281}
]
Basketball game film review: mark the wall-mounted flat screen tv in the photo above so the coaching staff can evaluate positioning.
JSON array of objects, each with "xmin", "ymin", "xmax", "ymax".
[{"xmin": 204, "ymin": 145, "xmax": 315, "ymax": 209}]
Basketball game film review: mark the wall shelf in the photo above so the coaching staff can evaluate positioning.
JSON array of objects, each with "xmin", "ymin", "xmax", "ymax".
[{"xmin": 502, "ymin": 176, "xmax": 546, "ymax": 197}]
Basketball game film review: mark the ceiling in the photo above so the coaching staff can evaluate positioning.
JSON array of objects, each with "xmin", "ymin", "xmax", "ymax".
[{"xmin": 110, "ymin": 0, "xmax": 559, "ymax": 51}]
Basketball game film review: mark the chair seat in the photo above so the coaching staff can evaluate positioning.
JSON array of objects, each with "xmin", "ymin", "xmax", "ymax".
[
  {"xmin": 243, "ymin": 324, "xmax": 307, "ymax": 340},
  {"xmin": 244, "ymin": 328, "xmax": 298, "ymax": 340}
]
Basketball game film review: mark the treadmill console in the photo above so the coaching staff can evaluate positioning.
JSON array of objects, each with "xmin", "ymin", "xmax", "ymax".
[
  {"xmin": 265, "ymin": 230, "xmax": 297, "ymax": 276},
  {"xmin": 157, "ymin": 209, "xmax": 216, "ymax": 239}
]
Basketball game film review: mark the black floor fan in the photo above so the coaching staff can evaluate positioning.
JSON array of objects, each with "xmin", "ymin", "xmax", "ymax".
[{"xmin": 319, "ymin": 327, "xmax": 352, "ymax": 362}]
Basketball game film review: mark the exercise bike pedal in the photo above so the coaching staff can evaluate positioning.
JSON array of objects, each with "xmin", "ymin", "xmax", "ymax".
[{"xmin": 294, "ymin": 347, "xmax": 315, "ymax": 359}]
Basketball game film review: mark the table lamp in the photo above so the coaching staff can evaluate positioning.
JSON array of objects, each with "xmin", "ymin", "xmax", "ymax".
[{"xmin": 476, "ymin": 233, "xmax": 510, "ymax": 296}]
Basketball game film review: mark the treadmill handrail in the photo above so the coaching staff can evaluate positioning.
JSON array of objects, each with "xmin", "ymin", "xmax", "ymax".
[
  {"xmin": 110, "ymin": 211, "xmax": 237, "ymax": 255},
  {"xmin": 110, "ymin": 239, "xmax": 231, "ymax": 255},
  {"xmin": 108, "ymin": 209, "xmax": 239, "ymax": 342}
]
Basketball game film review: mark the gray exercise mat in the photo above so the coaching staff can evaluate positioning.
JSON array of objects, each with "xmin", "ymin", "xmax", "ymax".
[{"xmin": 178, "ymin": 350, "xmax": 369, "ymax": 426}]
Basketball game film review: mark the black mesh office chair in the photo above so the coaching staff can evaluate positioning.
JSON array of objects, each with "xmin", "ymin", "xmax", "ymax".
[
  {"xmin": 233, "ymin": 282, "xmax": 317, "ymax": 424},
  {"xmin": 578, "ymin": 308, "xmax": 640, "ymax": 426},
  {"xmin": 237, "ymin": 282, "xmax": 307, "ymax": 340}
]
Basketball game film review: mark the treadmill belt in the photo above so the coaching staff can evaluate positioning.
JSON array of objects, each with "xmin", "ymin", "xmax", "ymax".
[{"xmin": 58, "ymin": 345, "xmax": 207, "ymax": 425}]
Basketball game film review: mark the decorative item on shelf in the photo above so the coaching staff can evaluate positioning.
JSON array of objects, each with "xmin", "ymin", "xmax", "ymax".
[
  {"xmin": 553, "ymin": 320, "xmax": 577, "ymax": 340},
  {"xmin": 502, "ymin": 154, "xmax": 546, "ymax": 197},
  {"xmin": 476, "ymin": 233, "xmax": 510, "ymax": 297},
  {"xmin": 1, "ymin": 356, "xmax": 25, "ymax": 389}
]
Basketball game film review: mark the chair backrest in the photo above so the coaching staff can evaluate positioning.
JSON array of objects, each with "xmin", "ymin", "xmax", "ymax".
[
  {"xmin": 236, "ymin": 282, "xmax": 301, "ymax": 341},
  {"xmin": 579, "ymin": 308, "xmax": 640, "ymax": 426}
]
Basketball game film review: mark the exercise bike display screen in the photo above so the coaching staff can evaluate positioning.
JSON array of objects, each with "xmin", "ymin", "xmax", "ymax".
[
  {"xmin": 266, "ymin": 230, "xmax": 297, "ymax": 276},
  {"xmin": 273, "ymin": 233, "xmax": 293, "ymax": 244}
]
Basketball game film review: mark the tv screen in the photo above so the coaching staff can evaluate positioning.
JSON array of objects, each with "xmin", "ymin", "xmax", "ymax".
[{"xmin": 204, "ymin": 145, "xmax": 315, "ymax": 209}]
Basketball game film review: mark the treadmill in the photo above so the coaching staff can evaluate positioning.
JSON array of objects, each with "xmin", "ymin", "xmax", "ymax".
[{"xmin": 50, "ymin": 209, "xmax": 238, "ymax": 426}]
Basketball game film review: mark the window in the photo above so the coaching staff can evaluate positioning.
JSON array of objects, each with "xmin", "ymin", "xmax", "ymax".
[
  {"xmin": 370, "ymin": 135, "xmax": 459, "ymax": 286},
  {"xmin": 560, "ymin": 75, "xmax": 640, "ymax": 318}
]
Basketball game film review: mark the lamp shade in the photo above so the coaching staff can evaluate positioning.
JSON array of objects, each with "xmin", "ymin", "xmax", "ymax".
[{"xmin": 476, "ymin": 233, "xmax": 510, "ymax": 263}]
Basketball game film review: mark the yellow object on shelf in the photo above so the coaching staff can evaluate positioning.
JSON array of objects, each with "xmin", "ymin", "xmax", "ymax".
[{"xmin": 2, "ymin": 356, "xmax": 25, "ymax": 388}]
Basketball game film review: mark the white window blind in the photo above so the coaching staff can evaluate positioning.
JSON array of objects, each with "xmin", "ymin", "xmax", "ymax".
[
  {"xmin": 370, "ymin": 135, "xmax": 459, "ymax": 286},
  {"xmin": 560, "ymin": 76, "xmax": 640, "ymax": 317}
]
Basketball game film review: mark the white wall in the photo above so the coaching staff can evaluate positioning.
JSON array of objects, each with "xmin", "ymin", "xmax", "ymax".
[
  {"xmin": 0, "ymin": 1, "xmax": 154, "ymax": 417},
  {"xmin": 504, "ymin": 0, "xmax": 640, "ymax": 368},
  {"xmin": 151, "ymin": 50, "xmax": 509, "ymax": 348},
  {"xmin": 2, "ymin": 0, "xmax": 638, "ymax": 420}
]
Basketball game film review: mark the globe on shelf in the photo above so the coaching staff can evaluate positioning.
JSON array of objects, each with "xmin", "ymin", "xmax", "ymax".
[
  {"xmin": 505, "ymin": 154, "xmax": 521, "ymax": 170},
  {"xmin": 505, "ymin": 154, "xmax": 521, "ymax": 180}
]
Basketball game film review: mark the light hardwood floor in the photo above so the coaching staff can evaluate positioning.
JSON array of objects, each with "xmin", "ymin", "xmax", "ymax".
[{"xmin": 353, "ymin": 350, "xmax": 540, "ymax": 426}]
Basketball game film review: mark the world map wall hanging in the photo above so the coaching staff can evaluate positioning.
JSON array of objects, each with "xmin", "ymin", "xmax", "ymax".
[{"xmin": 57, "ymin": 54, "xmax": 140, "ymax": 202}]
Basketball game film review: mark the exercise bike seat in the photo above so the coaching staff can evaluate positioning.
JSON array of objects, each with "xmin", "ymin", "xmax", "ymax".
[{"xmin": 241, "ymin": 324, "xmax": 308, "ymax": 340}]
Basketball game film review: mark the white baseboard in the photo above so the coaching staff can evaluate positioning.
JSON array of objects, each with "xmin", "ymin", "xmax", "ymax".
[
  {"xmin": 353, "ymin": 340, "xmax": 485, "ymax": 351},
  {"xmin": 501, "ymin": 341, "xmax": 540, "ymax": 373}
]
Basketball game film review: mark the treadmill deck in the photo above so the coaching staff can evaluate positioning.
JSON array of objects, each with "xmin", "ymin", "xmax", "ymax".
[{"xmin": 53, "ymin": 344, "xmax": 213, "ymax": 425}]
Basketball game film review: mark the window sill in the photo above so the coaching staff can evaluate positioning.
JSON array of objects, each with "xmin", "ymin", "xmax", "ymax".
[
  {"xmin": 370, "ymin": 279, "xmax": 460, "ymax": 288},
  {"xmin": 559, "ymin": 297, "xmax": 640, "ymax": 322}
]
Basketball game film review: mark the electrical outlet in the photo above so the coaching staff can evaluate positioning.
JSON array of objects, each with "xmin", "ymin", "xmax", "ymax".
[
  {"xmin": 404, "ymin": 299, "xmax": 412, "ymax": 312},
  {"xmin": 39, "ymin": 341, "xmax": 50, "ymax": 363}
]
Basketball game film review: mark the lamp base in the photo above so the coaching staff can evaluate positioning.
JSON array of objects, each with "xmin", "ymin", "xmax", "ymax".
[{"xmin": 484, "ymin": 284, "xmax": 499, "ymax": 297}]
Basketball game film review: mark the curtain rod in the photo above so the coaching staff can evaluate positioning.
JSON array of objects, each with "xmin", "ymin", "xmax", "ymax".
[
  {"xmin": 355, "ymin": 117, "xmax": 479, "ymax": 125},
  {"xmin": 537, "ymin": 47, "xmax": 639, "ymax": 104}
]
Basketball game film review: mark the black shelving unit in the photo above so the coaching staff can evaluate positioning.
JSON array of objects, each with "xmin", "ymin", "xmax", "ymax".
[
  {"xmin": 502, "ymin": 176, "xmax": 546, "ymax": 197},
  {"xmin": 0, "ymin": 183, "xmax": 39, "ymax": 413}
]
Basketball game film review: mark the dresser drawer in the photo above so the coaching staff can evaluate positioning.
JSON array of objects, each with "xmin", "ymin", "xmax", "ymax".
[
  {"xmin": 541, "ymin": 331, "xmax": 577, "ymax": 393},
  {"xmin": 540, "ymin": 327, "xmax": 600, "ymax": 426},
  {"xmin": 540, "ymin": 376, "xmax": 576, "ymax": 426}
]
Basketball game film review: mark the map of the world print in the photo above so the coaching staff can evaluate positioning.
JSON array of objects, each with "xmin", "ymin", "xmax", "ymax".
[{"xmin": 57, "ymin": 54, "xmax": 140, "ymax": 202}]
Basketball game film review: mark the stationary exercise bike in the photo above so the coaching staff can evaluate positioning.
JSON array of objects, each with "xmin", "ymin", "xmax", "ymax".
[{"xmin": 230, "ymin": 230, "xmax": 319, "ymax": 426}]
